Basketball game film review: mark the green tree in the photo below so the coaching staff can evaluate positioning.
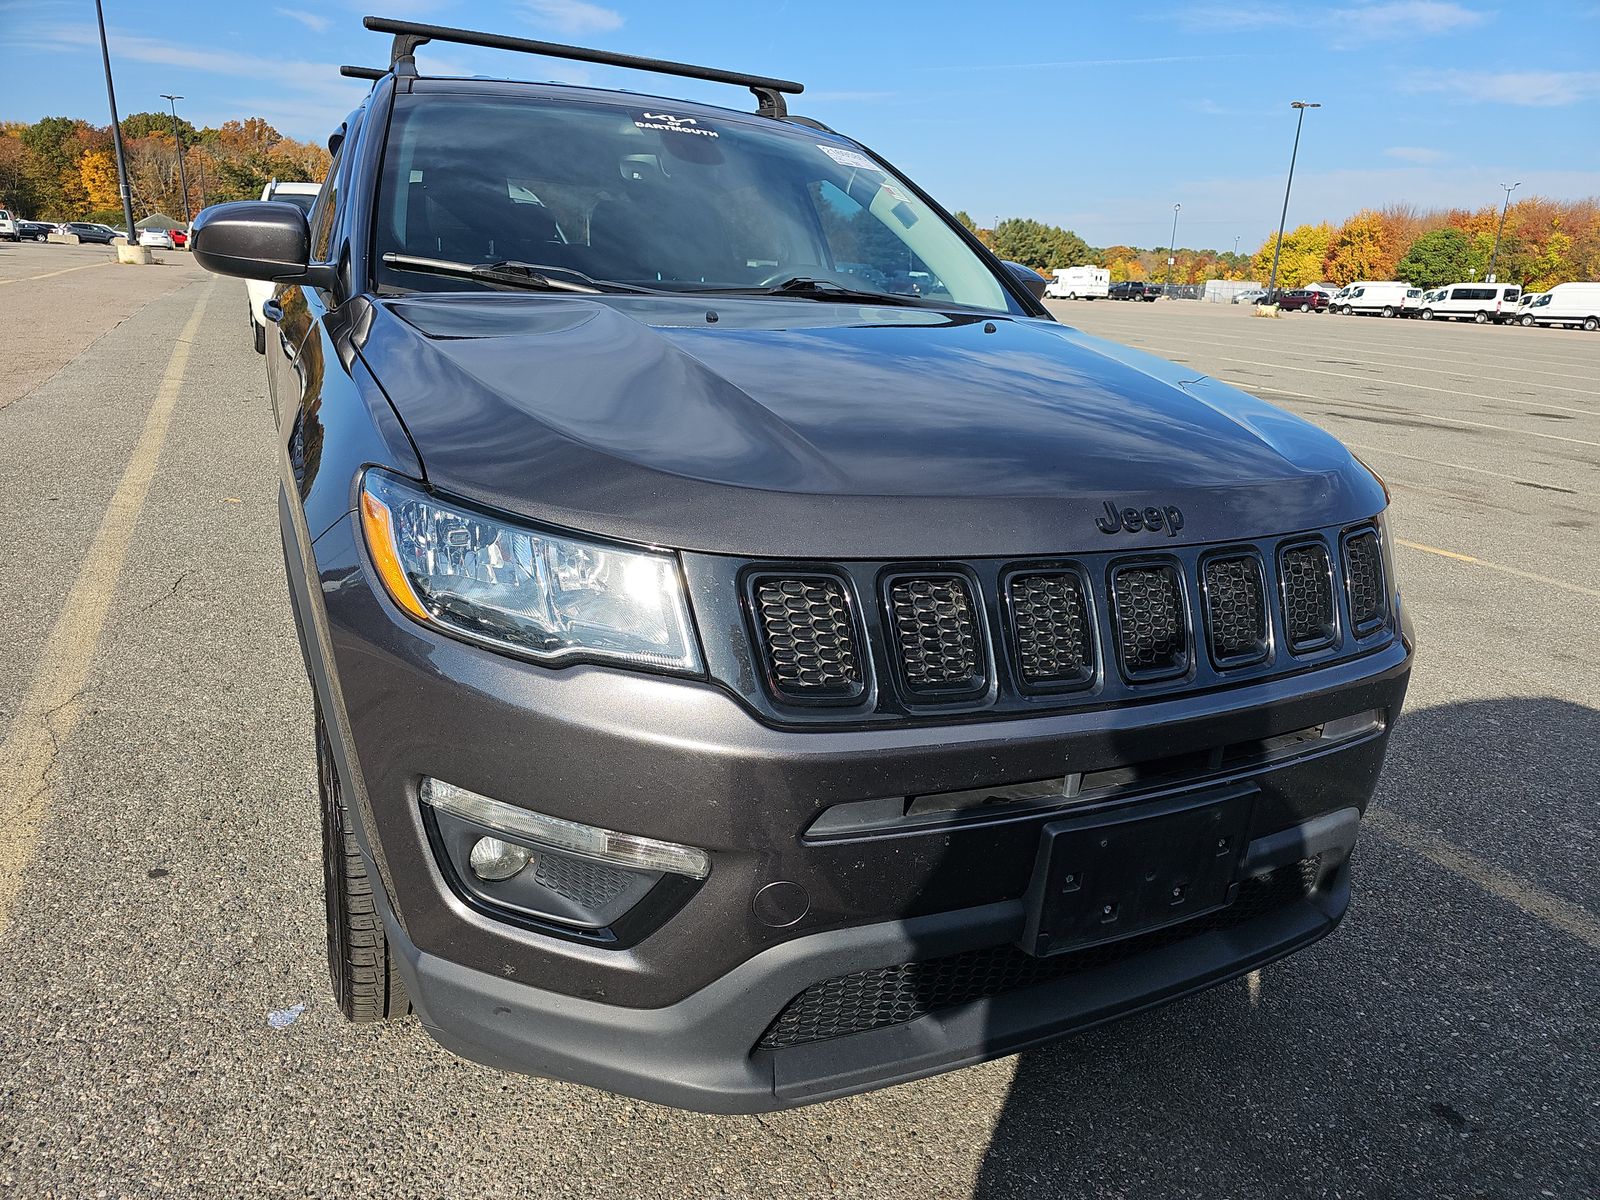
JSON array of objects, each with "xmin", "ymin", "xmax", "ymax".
[
  {"xmin": 122, "ymin": 111, "xmax": 197, "ymax": 143},
  {"xmin": 952, "ymin": 210, "xmax": 977, "ymax": 232},
  {"xmin": 1395, "ymin": 228, "xmax": 1475, "ymax": 288},
  {"xmin": 991, "ymin": 217, "xmax": 1091, "ymax": 271}
]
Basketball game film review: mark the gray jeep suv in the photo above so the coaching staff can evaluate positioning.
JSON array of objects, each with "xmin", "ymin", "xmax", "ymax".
[{"xmin": 190, "ymin": 17, "xmax": 1412, "ymax": 1112}]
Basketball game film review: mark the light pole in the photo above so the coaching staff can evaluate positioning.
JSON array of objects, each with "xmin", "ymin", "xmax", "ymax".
[
  {"xmin": 1486, "ymin": 181, "xmax": 1520, "ymax": 283},
  {"xmin": 160, "ymin": 93, "xmax": 191, "ymax": 223},
  {"xmin": 1265, "ymin": 100, "xmax": 1320, "ymax": 302},
  {"xmin": 1166, "ymin": 203, "xmax": 1181, "ymax": 294},
  {"xmin": 94, "ymin": 0, "xmax": 138, "ymax": 243}
]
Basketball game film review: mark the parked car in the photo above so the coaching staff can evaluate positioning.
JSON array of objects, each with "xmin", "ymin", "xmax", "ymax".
[
  {"xmin": 246, "ymin": 179, "xmax": 323, "ymax": 353},
  {"xmin": 1232, "ymin": 288, "xmax": 1267, "ymax": 305},
  {"xmin": 1109, "ymin": 280, "xmax": 1159, "ymax": 301},
  {"xmin": 1276, "ymin": 289, "xmax": 1329, "ymax": 312},
  {"xmin": 190, "ymin": 15, "xmax": 1411, "ymax": 1114},
  {"xmin": 1416, "ymin": 282, "xmax": 1522, "ymax": 324},
  {"xmin": 0, "ymin": 208, "xmax": 17, "ymax": 241},
  {"xmin": 1517, "ymin": 282, "xmax": 1600, "ymax": 330},
  {"xmin": 62, "ymin": 222, "xmax": 118, "ymax": 244},
  {"xmin": 170, "ymin": 227, "xmax": 188, "ymax": 248},
  {"xmin": 17, "ymin": 220, "xmax": 52, "ymax": 241},
  {"xmin": 1046, "ymin": 266, "xmax": 1110, "ymax": 300},
  {"xmin": 138, "ymin": 228, "xmax": 175, "ymax": 249},
  {"xmin": 1334, "ymin": 281, "xmax": 1411, "ymax": 317}
]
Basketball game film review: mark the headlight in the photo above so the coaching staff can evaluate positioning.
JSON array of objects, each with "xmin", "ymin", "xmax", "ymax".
[{"xmin": 359, "ymin": 469, "xmax": 701, "ymax": 673}]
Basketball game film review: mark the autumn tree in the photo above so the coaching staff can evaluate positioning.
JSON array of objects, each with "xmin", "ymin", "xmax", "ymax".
[
  {"xmin": 1324, "ymin": 210, "xmax": 1397, "ymax": 284},
  {"xmin": 1251, "ymin": 222, "xmax": 1333, "ymax": 289}
]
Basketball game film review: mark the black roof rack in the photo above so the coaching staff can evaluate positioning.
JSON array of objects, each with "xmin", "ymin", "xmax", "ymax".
[
  {"xmin": 340, "ymin": 65, "xmax": 387, "ymax": 81},
  {"xmin": 362, "ymin": 15, "xmax": 804, "ymax": 119}
]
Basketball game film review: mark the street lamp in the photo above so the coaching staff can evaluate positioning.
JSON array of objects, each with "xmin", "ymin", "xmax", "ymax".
[
  {"xmin": 1265, "ymin": 100, "xmax": 1320, "ymax": 303},
  {"xmin": 94, "ymin": 0, "xmax": 138, "ymax": 245},
  {"xmin": 1166, "ymin": 203, "xmax": 1181, "ymax": 294},
  {"xmin": 1486, "ymin": 181, "xmax": 1520, "ymax": 284},
  {"xmin": 160, "ymin": 93, "xmax": 192, "ymax": 223}
]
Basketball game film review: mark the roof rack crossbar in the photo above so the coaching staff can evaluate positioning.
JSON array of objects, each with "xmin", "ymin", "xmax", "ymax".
[
  {"xmin": 340, "ymin": 65, "xmax": 387, "ymax": 80},
  {"xmin": 362, "ymin": 15, "xmax": 803, "ymax": 118}
]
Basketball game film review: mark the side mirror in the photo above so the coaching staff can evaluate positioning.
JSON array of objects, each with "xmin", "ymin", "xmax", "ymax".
[
  {"xmin": 1002, "ymin": 260, "xmax": 1048, "ymax": 301},
  {"xmin": 191, "ymin": 201, "xmax": 329, "ymax": 285}
]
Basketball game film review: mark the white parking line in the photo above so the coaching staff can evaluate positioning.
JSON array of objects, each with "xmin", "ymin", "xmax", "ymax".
[
  {"xmin": 0, "ymin": 261, "xmax": 110, "ymax": 287},
  {"xmin": 1342, "ymin": 442, "xmax": 1596, "ymax": 500}
]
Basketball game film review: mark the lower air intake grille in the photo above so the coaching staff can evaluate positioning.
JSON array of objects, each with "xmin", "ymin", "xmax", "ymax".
[
  {"xmin": 1280, "ymin": 542, "xmax": 1336, "ymax": 650},
  {"xmin": 1343, "ymin": 530, "xmax": 1385, "ymax": 631},
  {"xmin": 1202, "ymin": 553, "xmax": 1269, "ymax": 665},
  {"xmin": 752, "ymin": 576, "xmax": 862, "ymax": 699},
  {"xmin": 888, "ymin": 576, "xmax": 984, "ymax": 695},
  {"xmin": 758, "ymin": 858, "xmax": 1323, "ymax": 1049},
  {"xmin": 1110, "ymin": 564, "xmax": 1187, "ymax": 680},
  {"xmin": 1008, "ymin": 571, "xmax": 1094, "ymax": 687}
]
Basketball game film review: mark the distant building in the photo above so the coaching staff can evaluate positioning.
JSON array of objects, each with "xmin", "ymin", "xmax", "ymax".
[{"xmin": 1203, "ymin": 279, "xmax": 1262, "ymax": 303}]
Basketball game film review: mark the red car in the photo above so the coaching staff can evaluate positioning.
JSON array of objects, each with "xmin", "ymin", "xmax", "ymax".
[
  {"xmin": 169, "ymin": 228, "xmax": 188, "ymax": 248},
  {"xmin": 1276, "ymin": 288, "xmax": 1330, "ymax": 312}
]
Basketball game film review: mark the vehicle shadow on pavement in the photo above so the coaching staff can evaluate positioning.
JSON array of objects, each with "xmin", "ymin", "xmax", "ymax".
[{"xmin": 961, "ymin": 697, "xmax": 1598, "ymax": 1198}]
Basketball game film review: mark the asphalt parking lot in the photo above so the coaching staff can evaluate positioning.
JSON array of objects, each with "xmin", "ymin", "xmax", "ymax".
[{"xmin": 1, "ymin": 242, "xmax": 1596, "ymax": 1198}]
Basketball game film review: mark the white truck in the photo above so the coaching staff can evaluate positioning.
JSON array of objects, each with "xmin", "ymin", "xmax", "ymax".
[
  {"xmin": 1334, "ymin": 281, "xmax": 1412, "ymax": 318},
  {"xmin": 246, "ymin": 179, "xmax": 322, "ymax": 354},
  {"xmin": 1046, "ymin": 266, "xmax": 1109, "ymax": 300},
  {"xmin": 1518, "ymin": 282, "xmax": 1600, "ymax": 331}
]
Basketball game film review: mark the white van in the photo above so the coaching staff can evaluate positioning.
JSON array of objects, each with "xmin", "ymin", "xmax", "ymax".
[
  {"xmin": 1518, "ymin": 282, "xmax": 1600, "ymax": 331},
  {"xmin": 1418, "ymin": 282, "xmax": 1522, "ymax": 324},
  {"xmin": 1046, "ymin": 266, "xmax": 1109, "ymax": 300},
  {"xmin": 0, "ymin": 208, "xmax": 17, "ymax": 241},
  {"xmin": 1337, "ymin": 281, "xmax": 1411, "ymax": 317}
]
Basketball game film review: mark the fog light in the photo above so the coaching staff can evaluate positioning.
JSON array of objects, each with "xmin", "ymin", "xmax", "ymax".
[{"xmin": 469, "ymin": 836, "xmax": 532, "ymax": 881}]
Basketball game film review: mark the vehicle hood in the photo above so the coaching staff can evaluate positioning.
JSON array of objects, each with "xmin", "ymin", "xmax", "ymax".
[{"xmin": 359, "ymin": 294, "xmax": 1383, "ymax": 558}]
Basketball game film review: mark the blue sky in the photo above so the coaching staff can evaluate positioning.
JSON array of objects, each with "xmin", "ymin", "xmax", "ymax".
[{"xmin": 5, "ymin": 0, "xmax": 1598, "ymax": 248}]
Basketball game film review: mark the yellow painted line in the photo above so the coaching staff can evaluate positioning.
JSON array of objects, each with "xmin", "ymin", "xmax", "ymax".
[
  {"xmin": 1366, "ymin": 810, "xmax": 1600, "ymax": 952},
  {"xmin": 0, "ymin": 285, "xmax": 211, "ymax": 935},
  {"xmin": 1394, "ymin": 537, "xmax": 1600, "ymax": 599},
  {"xmin": 1219, "ymin": 379, "xmax": 1600, "ymax": 449},
  {"xmin": 0, "ymin": 261, "xmax": 110, "ymax": 286}
]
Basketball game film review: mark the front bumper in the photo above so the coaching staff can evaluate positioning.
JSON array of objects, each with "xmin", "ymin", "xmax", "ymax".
[{"xmin": 291, "ymin": 505, "xmax": 1411, "ymax": 1111}]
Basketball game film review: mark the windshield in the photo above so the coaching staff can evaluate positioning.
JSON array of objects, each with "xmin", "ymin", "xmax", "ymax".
[
  {"xmin": 373, "ymin": 93, "xmax": 1013, "ymax": 312},
  {"xmin": 273, "ymin": 191, "xmax": 318, "ymax": 215}
]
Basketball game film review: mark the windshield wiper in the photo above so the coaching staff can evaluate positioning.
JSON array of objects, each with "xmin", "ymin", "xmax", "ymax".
[
  {"xmin": 705, "ymin": 276, "xmax": 922, "ymax": 306},
  {"xmin": 383, "ymin": 253, "xmax": 637, "ymax": 295}
]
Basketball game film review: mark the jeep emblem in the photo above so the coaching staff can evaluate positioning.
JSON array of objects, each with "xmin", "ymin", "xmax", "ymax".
[{"xmin": 1096, "ymin": 500, "xmax": 1184, "ymax": 537}]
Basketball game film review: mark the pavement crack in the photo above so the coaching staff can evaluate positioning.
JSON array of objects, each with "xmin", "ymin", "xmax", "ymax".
[
  {"xmin": 130, "ymin": 571, "xmax": 191, "ymax": 619},
  {"xmin": 751, "ymin": 1114, "xmax": 838, "ymax": 1192}
]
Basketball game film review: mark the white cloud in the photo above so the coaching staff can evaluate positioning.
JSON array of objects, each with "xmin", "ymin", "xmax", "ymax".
[
  {"xmin": 1180, "ymin": 1, "xmax": 1486, "ymax": 45},
  {"xmin": 519, "ymin": 0, "xmax": 623, "ymax": 35},
  {"xmin": 275, "ymin": 8, "xmax": 331, "ymax": 33},
  {"xmin": 1405, "ymin": 69, "xmax": 1600, "ymax": 107},
  {"xmin": 1385, "ymin": 146, "xmax": 1447, "ymax": 163}
]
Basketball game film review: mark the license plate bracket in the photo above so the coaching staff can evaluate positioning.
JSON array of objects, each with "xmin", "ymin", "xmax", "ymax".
[{"xmin": 1018, "ymin": 786, "xmax": 1255, "ymax": 958}]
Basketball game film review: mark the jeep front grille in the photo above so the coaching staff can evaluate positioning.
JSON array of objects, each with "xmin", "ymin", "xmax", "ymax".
[
  {"xmin": 887, "ymin": 576, "xmax": 985, "ymax": 695},
  {"xmin": 1110, "ymin": 563, "xmax": 1188, "ymax": 680},
  {"xmin": 1202, "ymin": 553, "xmax": 1269, "ymax": 666},
  {"xmin": 751, "ymin": 576, "xmax": 862, "ymax": 699},
  {"xmin": 1343, "ymin": 529, "xmax": 1385, "ymax": 631},
  {"xmin": 1280, "ymin": 542, "xmax": 1336, "ymax": 651},
  {"xmin": 1007, "ymin": 571, "xmax": 1094, "ymax": 687}
]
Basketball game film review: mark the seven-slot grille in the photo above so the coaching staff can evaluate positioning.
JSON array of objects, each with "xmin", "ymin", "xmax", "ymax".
[
  {"xmin": 1109, "ymin": 564, "xmax": 1188, "ymax": 680},
  {"xmin": 1202, "ymin": 553, "xmax": 1269, "ymax": 666},
  {"xmin": 886, "ymin": 575, "xmax": 985, "ymax": 694},
  {"xmin": 751, "ymin": 576, "xmax": 862, "ymax": 699},
  {"xmin": 1280, "ymin": 542, "xmax": 1337, "ymax": 651},
  {"xmin": 1343, "ymin": 530, "xmax": 1385, "ymax": 631},
  {"xmin": 745, "ymin": 528, "xmax": 1385, "ymax": 708},
  {"xmin": 1007, "ymin": 571, "xmax": 1094, "ymax": 687}
]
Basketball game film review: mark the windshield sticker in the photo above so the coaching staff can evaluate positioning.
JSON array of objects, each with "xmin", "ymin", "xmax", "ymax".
[
  {"xmin": 635, "ymin": 112, "xmax": 719, "ymax": 138},
  {"xmin": 818, "ymin": 145, "xmax": 879, "ymax": 170}
]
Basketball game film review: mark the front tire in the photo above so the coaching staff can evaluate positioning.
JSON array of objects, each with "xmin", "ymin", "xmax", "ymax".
[
  {"xmin": 318, "ymin": 702, "xmax": 410, "ymax": 1023},
  {"xmin": 1584, "ymin": 317, "xmax": 1599, "ymax": 332},
  {"xmin": 1519, "ymin": 314, "xmax": 1534, "ymax": 327}
]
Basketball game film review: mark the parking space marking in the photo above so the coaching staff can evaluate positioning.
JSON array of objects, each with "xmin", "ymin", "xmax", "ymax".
[
  {"xmin": 0, "ymin": 261, "xmax": 111, "ymax": 286},
  {"xmin": 0, "ymin": 285, "xmax": 211, "ymax": 935},
  {"xmin": 1127, "ymin": 328, "xmax": 1600, "ymax": 393},
  {"xmin": 1220, "ymin": 380, "xmax": 1600, "ymax": 449},
  {"xmin": 1394, "ymin": 537, "xmax": 1600, "ymax": 599},
  {"xmin": 1366, "ymin": 809, "xmax": 1600, "ymax": 952},
  {"xmin": 1342, "ymin": 442, "xmax": 1596, "ymax": 500}
]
